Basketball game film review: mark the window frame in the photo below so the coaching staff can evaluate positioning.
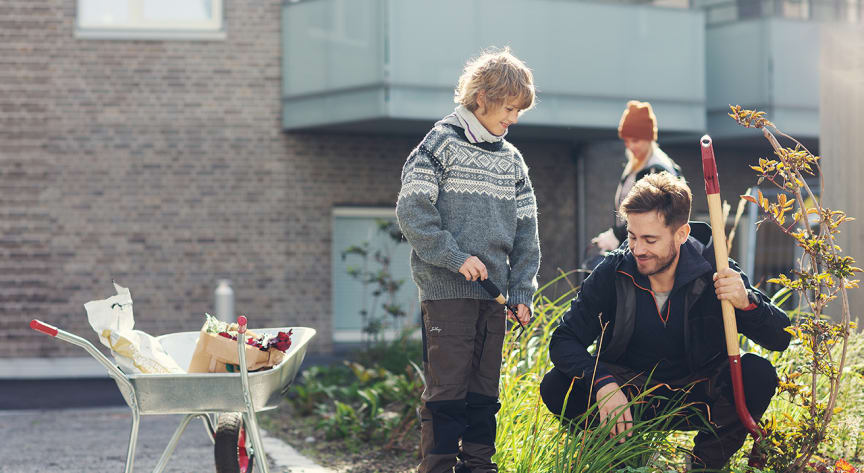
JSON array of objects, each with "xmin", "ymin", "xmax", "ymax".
[
  {"xmin": 330, "ymin": 206, "xmax": 420, "ymax": 344},
  {"xmin": 76, "ymin": 0, "xmax": 226, "ymax": 41}
]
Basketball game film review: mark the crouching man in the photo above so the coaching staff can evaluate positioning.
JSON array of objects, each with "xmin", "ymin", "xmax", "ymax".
[{"xmin": 540, "ymin": 172, "xmax": 791, "ymax": 470}]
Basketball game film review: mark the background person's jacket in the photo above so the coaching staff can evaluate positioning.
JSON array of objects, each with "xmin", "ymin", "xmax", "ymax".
[{"xmin": 549, "ymin": 222, "xmax": 791, "ymax": 393}]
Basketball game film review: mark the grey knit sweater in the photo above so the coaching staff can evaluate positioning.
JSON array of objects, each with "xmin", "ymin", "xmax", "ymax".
[{"xmin": 396, "ymin": 122, "xmax": 541, "ymax": 309}]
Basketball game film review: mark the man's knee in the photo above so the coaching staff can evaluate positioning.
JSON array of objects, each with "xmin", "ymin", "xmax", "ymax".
[
  {"xmin": 741, "ymin": 353, "xmax": 778, "ymax": 417},
  {"xmin": 540, "ymin": 368, "xmax": 590, "ymax": 420},
  {"xmin": 539, "ymin": 368, "xmax": 567, "ymax": 416}
]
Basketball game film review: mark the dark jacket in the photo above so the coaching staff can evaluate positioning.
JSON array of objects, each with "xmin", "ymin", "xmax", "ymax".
[{"xmin": 549, "ymin": 222, "xmax": 791, "ymax": 392}]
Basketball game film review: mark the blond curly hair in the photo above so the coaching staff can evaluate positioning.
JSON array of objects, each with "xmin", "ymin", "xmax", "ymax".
[{"xmin": 454, "ymin": 47, "xmax": 535, "ymax": 113}]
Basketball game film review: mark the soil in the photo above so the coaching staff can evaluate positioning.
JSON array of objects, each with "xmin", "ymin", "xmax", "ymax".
[{"xmin": 261, "ymin": 404, "xmax": 420, "ymax": 473}]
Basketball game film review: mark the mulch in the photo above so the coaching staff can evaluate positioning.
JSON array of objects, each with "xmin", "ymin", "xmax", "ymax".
[{"xmin": 261, "ymin": 404, "xmax": 420, "ymax": 473}]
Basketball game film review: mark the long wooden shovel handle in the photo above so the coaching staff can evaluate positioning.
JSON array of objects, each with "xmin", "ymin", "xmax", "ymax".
[{"xmin": 701, "ymin": 136, "xmax": 766, "ymax": 466}]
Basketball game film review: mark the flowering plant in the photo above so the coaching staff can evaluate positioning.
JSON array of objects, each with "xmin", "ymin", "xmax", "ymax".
[{"xmin": 202, "ymin": 313, "xmax": 293, "ymax": 353}]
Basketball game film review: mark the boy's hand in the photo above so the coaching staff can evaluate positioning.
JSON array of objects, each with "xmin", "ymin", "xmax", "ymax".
[
  {"xmin": 459, "ymin": 256, "xmax": 488, "ymax": 281},
  {"xmin": 507, "ymin": 304, "xmax": 531, "ymax": 326}
]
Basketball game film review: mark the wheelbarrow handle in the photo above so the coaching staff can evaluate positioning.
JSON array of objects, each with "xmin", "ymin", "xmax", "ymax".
[
  {"xmin": 28, "ymin": 318, "xmax": 133, "ymax": 395},
  {"xmin": 30, "ymin": 319, "xmax": 59, "ymax": 337}
]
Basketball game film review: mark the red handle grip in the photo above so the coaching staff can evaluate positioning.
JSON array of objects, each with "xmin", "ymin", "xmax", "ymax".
[
  {"xmin": 237, "ymin": 315, "xmax": 247, "ymax": 334},
  {"xmin": 30, "ymin": 319, "xmax": 58, "ymax": 337},
  {"xmin": 701, "ymin": 135, "xmax": 721, "ymax": 195}
]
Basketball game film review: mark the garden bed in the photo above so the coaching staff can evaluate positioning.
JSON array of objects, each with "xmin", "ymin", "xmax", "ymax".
[{"xmin": 262, "ymin": 403, "xmax": 419, "ymax": 473}]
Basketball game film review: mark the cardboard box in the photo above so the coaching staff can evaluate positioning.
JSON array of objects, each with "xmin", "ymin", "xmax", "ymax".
[{"xmin": 187, "ymin": 326, "xmax": 285, "ymax": 373}]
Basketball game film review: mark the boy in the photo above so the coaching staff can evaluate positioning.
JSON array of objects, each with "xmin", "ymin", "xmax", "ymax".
[{"xmin": 396, "ymin": 48, "xmax": 541, "ymax": 473}]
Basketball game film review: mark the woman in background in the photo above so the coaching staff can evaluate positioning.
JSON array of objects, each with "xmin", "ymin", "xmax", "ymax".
[{"xmin": 592, "ymin": 100, "xmax": 682, "ymax": 252}]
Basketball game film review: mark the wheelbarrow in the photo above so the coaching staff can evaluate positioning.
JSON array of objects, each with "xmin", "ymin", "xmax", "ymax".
[{"xmin": 29, "ymin": 316, "xmax": 316, "ymax": 473}]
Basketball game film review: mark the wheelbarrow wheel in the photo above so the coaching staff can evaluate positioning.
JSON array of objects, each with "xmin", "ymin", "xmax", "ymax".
[{"xmin": 215, "ymin": 412, "xmax": 255, "ymax": 473}]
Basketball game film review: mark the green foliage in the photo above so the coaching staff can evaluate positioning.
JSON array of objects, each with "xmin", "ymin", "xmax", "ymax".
[
  {"xmin": 729, "ymin": 107, "xmax": 861, "ymax": 472},
  {"xmin": 287, "ymin": 334, "xmax": 424, "ymax": 451},
  {"xmin": 341, "ymin": 219, "xmax": 409, "ymax": 343},
  {"xmin": 493, "ymin": 271, "xmax": 711, "ymax": 472}
]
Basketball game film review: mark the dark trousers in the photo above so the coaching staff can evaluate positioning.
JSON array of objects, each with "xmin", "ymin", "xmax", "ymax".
[
  {"xmin": 539, "ymin": 354, "xmax": 778, "ymax": 470},
  {"xmin": 418, "ymin": 299, "xmax": 505, "ymax": 473}
]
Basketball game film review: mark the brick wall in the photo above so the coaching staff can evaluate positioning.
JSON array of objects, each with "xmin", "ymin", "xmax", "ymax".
[{"xmin": 0, "ymin": 0, "xmax": 579, "ymax": 358}]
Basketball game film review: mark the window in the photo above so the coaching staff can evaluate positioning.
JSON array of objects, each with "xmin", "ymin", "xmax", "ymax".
[
  {"xmin": 77, "ymin": 0, "xmax": 225, "ymax": 40},
  {"xmin": 331, "ymin": 207, "xmax": 420, "ymax": 343}
]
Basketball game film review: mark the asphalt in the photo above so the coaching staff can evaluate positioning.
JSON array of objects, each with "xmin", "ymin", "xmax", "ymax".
[{"xmin": 0, "ymin": 350, "xmax": 351, "ymax": 473}]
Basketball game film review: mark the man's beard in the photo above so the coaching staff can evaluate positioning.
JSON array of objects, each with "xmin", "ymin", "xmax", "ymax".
[{"xmin": 638, "ymin": 244, "xmax": 678, "ymax": 277}]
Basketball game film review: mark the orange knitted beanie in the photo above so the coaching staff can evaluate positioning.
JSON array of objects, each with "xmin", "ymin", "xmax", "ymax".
[{"xmin": 617, "ymin": 100, "xmax": 658, "ymax": 141}]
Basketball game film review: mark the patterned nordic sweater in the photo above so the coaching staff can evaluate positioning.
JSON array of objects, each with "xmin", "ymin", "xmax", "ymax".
[{"xmin": 396, "ymin": 122, "xmax": 541, "ymax": 309}]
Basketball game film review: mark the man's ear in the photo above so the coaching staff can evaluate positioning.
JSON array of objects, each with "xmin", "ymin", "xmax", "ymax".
[{"xmin": 675, "ymin": 222, "xmax": 691, "ymax": 246}]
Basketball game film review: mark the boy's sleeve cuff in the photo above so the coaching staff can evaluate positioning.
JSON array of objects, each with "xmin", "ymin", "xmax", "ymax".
[
  {"xmin": 507, "ymin": 290, "xmax": 535, "ymax": 310},
  {"xmin": 444, "ymin": 250, "xmax": 471, "ymax": 273}
]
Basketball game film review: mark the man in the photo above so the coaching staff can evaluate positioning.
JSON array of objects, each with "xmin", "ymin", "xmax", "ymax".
[
  {"xmin": 397, "ymin": 47, "xmax": 539, "ymax": 473},
  {"xmin": 540, "ymin": 172, "xmax": 791, "ymax": 470}
]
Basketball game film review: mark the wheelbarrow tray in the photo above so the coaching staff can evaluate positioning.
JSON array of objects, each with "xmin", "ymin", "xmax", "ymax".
[{"xmin": 120, "ymin": 327, "xmax": 315, "ymax": 415}]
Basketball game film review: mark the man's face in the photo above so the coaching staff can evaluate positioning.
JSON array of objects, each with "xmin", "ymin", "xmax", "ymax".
[
  {"xmin": 475, "ymin": 96, "xmax": 522, "ymax": 136},
  {"xmin": 626, "ymin": 211, "xmax": 689, "ymax": 277}
]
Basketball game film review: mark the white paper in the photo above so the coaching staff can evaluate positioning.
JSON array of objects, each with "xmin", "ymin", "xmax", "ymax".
[{"xmin": 85, "ymin": 283, "xmax": 183, "ymax": 374}]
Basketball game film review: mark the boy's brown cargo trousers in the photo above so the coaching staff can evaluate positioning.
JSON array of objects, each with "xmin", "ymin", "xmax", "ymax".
[{"xmin": 417, "ymin": 298, "xmax": 506, "ymax": 473}]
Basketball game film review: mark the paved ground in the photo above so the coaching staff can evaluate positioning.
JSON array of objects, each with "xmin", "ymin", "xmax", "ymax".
[
  {"xmin": 0, "ymin": 350, "xmax": 352, "ymax": 472},
  {"xmin": 0, "ymin": 407, "xmax": 334, "ymax": 473}
]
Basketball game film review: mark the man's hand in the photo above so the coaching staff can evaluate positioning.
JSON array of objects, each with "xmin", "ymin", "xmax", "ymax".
[
  {"xmin": 506, "ymin": 303, "xmax": 531, "ymax": 326},
  {"xmin": 713, "ymin": 267, "xmax": 750, "ymax": 309},
  {"xmin": 458, "ymin": 256, "xmax": 488, "ymax": 281},
  {"xmin": 592, "ymin": 228, "xmax": 620, "ymax": 252},
  {"xmin": 595, "ymin": 382, "xmax": 633, "ymax": 443}
]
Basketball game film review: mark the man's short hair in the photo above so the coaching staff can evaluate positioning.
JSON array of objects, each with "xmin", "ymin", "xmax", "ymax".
[
  {"xmin": 454, "ymin": 47, "xmax": 535, "ymax": 113},
  {"xmin": 619, "ymin": 172, "xmax": 691, "ymax": 229}
]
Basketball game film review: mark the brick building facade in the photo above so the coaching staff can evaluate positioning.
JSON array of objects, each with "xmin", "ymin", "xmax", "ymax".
[{"xmin": 1, "ymin": 0, "xmax": 582, "ymax": 358}]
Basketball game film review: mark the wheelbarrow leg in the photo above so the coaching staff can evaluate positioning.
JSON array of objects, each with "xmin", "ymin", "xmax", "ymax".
[
  {"xmin": 201, "ymin": 413, "xmax": 217, "ymax": 444},
  {"xmin": 235, "ymin": 316, "xmax": 271, "ymax": 473},
  {"xmin": 152, "ymin": 413, "xmax": 197, "ymax": 473},
  {"xmin": 242, "ymin": 410, "xmax": 270, "ymax": 473},
  {"xmin": 124, "ymin": 409, "xmax": 140, "ymax": 473}
]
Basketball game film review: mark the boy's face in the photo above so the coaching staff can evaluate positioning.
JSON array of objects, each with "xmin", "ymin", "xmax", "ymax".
[{"xmin": 475, "ymin": 95, "xmax": 522, "ymax": 136}]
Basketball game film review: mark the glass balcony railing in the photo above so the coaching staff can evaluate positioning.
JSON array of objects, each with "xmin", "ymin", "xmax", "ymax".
[{"xmin": 696, "ymin": 0, "xmax": 863, "ymax": 25}]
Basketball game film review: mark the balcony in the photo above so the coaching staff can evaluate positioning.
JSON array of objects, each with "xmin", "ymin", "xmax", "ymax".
[
  {"xmin": 702, "ymin": 1, "xmax": 826, "ymax": 139},
  {"xmin": 282, "ymin": 0, "xmax": 706, "ymax": 140}
]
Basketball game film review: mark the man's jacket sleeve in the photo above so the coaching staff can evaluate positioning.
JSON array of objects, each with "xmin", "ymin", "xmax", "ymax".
[
  {"xmin": 732, "ymin": 259, "xmax": 793, "ymax": 351},
  {"xmin": 549, "ymin": 255, "xmax": 619, "ymax": 393}
]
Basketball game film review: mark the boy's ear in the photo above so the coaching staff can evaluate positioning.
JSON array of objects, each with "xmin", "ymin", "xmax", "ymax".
[{"xmin": 476, "ymin": 90, "xmax": 486, "ymax": 112}]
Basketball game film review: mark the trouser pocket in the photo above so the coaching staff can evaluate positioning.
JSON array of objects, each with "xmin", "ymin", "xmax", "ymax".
[
  {"xmin": 421, "ymin": 299, "xmax": 477, "ymax": 400},
  {"xmin": 469, "ymin": 301, "xmax": 505, "ymax": 398}
]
